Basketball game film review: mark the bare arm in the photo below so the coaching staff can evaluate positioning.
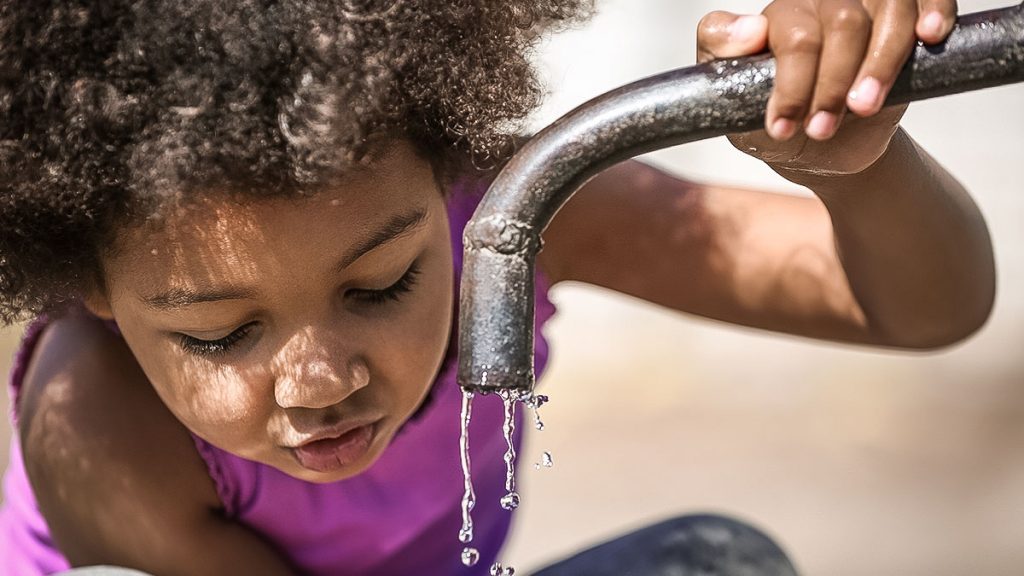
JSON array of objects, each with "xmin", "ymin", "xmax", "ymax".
[
  {"xmin": 539, "ymin": 142, "xmax": 993, "ymax": 349},
  {"xmin": 18, "ymin": 313, "xmax": 297, "ymax": 575},
  {"xmin": 777, "ymin": 128, "xmax": 994, "ymax": 348}
]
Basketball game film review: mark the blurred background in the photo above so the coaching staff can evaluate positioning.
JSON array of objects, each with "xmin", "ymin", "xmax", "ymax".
[{"xmin": 2, "ymin": 1, "xmax": 1023, "ymax": 574}]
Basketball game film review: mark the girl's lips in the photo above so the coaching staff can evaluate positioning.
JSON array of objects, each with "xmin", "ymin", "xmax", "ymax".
[{"xmin": 291, "ymin": 422, "xmax": 377, "ymax": 473}]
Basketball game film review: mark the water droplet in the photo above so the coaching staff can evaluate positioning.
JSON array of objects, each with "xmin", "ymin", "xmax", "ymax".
[
  {"xmin": 522, "ymin": 393, "xmax": 548, "ymax": 430},
  {"xmin": 462, "ymin": 547, "xmax": 480, "ymax": 567},
  {"xmin": 500, "ymin": 492, "xmax": 520, "ymax": 510},
  {"xmin": 533, "ymin": 450, "xmax": 553, "ymax": 470}
]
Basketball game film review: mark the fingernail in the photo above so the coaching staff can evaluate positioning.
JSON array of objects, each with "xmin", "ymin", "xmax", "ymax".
[
  {"xmin": 849, "ymin": 76, "xmax": 882, "ymax": 111},
  {"xmin": 921, "ymin": 11, "xmax": 944, "ymax": 38},
  {"xmin": 729, "ymin": 15, "xmax": 763, "ymax": 43},
  {"xmin": 806, "ymin": 111, "xmax": 838, "ymax": 140},
  {"xmin": 769, "ymin": 117, "xmax": 796, "ymax": 141}
]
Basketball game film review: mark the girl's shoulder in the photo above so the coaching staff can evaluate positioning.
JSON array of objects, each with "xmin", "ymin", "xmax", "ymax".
[
  {"xmin": 18, "ymin": 313, "xmax": 213, "ymax": 493},
  {"xmin": 14, "ymin": 313, "xmax": 275, "ymax": 569}
]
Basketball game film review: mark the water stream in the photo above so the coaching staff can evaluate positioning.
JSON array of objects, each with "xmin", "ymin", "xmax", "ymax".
[
  {"xmin": 459, "ymin": 391, "xmax": 478, "ymax": 565},
  {"xmin": 499, "ymin": 390, "xmax": 520, "ymax": 511},
  {"xmin": 458, "ymin": 389, "xmax": 550, "ymax": 573}
]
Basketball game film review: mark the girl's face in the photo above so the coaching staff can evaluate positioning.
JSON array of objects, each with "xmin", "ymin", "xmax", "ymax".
[{"xmin": 90, "ymin": 143, "xmax": 454, "ymax": 483}]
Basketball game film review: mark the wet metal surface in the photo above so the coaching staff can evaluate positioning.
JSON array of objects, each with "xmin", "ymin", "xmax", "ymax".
[{"xmin": 458, "ymin": 2, "xmax": 1024, "ymax": 394}]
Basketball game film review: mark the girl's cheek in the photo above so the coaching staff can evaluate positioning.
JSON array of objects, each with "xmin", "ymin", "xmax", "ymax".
[{"xmin": 168, "ymin": 361, "xmax": 269, "ymax": 430}]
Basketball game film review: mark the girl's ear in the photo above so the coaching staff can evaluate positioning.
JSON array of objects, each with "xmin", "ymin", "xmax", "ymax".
[{"xmin": 82, "ymin": 289, "xmax": 115, "ymax": 320}]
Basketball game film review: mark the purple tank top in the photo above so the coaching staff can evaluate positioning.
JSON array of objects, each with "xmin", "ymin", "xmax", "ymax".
[{"xmin": 0, "ymin": 182, "xmax": 557, "ymax": 575}]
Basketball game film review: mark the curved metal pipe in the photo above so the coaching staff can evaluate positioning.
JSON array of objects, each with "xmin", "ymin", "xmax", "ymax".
[{"xmin": 458, "ymin": 2, "xmax": 1024, "ymax": 394}]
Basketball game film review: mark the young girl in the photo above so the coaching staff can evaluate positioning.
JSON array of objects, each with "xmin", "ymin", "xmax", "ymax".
[{"xmin": 0, "ymin": 0, "xmax": 994, "ymax": 575}]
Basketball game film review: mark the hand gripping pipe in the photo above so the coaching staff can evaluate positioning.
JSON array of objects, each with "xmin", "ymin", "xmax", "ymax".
[{"xmin": 458, "ymin": 2, "xmax": 1024, "ymax": 395}]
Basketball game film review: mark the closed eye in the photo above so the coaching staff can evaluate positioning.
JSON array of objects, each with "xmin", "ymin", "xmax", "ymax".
[
  {"xmin": 179, "ymin": 322, "xmax": 256, "ymax": 357},
  {"xmin": 348, "ymin": 261, "xmax": 421, "ymax": 305}
]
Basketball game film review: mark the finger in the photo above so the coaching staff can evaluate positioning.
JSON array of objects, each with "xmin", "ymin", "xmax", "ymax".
[
  {"xmin": 806, "ymin": 0, "xmax": 870, "ymax": 140},
  {"xmin": 915, "ymin": 0, "xmax": 957, "ymax": 44},
  {"xmin": 763, "ymin": 2, "xmax": 822, "ymax": 140},
  {"xmin": 846, "ymin": 0, "xmax": 918, "ymax": 117},
  {"xmin": 696, "ymin": 11, "xmax": 768, "ymax": 64}
]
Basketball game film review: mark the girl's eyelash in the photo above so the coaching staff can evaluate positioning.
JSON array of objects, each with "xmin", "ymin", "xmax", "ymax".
[
  {"xmin": 350, "ymin": 261, "xmax": 421, "ymax": 305},
  {"xmin": 178, "ymin": 263, "xmax": 420, "ymax": 357},
  {"xmin": 179, "ymin": 323, "xmax": 254, "ymax": 357}
]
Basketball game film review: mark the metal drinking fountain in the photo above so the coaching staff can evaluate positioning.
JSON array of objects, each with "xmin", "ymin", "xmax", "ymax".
[{"xmin": 457, "ymin": 2, "xmax": 1024, "ymax": 395}]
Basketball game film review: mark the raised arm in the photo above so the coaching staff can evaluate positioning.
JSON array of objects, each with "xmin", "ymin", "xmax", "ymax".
[{"xmin": 539, "ymin": 148, "xmax": 992, "ymax": 349}]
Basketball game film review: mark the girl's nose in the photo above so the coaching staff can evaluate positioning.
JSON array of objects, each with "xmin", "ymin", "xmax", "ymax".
[{"xmin": 273, "ymin": 336, "xmax": 370, "ymax": 410}]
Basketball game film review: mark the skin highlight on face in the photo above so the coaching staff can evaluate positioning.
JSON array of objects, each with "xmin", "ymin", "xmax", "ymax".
[{"xmin": 87, "ymin": 143, "xmax": 455, "ymax": 483}]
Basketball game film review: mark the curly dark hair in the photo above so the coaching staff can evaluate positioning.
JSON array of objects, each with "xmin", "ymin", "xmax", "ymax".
[{"xmin": 0, "ymin": 0, "xmax": 592, "ymax": 324}]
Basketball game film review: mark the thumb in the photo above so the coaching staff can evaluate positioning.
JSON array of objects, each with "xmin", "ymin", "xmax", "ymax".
[{"xmin": 696, "ymin": 12, "xmax": 768, "ymax": 64}]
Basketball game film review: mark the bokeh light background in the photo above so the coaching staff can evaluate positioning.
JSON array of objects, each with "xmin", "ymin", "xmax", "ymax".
[{"xmin": 2, "ymin": 1, "xmax": 1023, "ymax": 574}]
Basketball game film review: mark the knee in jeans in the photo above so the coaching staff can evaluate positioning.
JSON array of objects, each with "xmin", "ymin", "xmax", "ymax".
[
  {"xmin": 654, "ymin": 513, "xmax": 773, "ymax": 544},
  {"xmin": 647, "ymin": 513, "xmax": 798, "ymax": 574}
]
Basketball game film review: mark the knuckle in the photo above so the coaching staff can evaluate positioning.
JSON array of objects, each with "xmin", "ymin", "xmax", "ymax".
[
  {"xmin": 779, "ymin": 26, "xmax": 822, "ymax": 54},
  {"xmin": 830, "ymin": 5, "xmax": 870, "ymax": 33}
]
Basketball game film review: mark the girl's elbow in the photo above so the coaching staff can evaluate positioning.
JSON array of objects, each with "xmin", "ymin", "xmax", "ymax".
[{"xmin": 880, "ymin": 290, "xmax": 996, "ymax": 351}]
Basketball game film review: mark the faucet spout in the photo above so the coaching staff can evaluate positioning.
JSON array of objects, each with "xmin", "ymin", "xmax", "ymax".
[{"xmin": 457, "ymin": 2, "xmax": 1024, "ymax": 395}]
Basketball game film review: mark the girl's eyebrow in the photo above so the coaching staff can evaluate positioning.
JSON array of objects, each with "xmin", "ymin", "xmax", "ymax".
[
  {"xmin": 337, "ymin": 207, "xmax": 429, "ymax": 270},
  {"xmin": 142, "ymin": 207, "xmax": 429, "ymax": 311},
  {"xmin": 144, "ymin": 286, "xmax": 258, "ymax": 310}
]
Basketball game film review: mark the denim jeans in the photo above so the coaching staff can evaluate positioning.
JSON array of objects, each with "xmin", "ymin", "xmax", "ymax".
[{"xmin": 531, "ymin": 514, "xmax": 799, "ymax": 576}]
